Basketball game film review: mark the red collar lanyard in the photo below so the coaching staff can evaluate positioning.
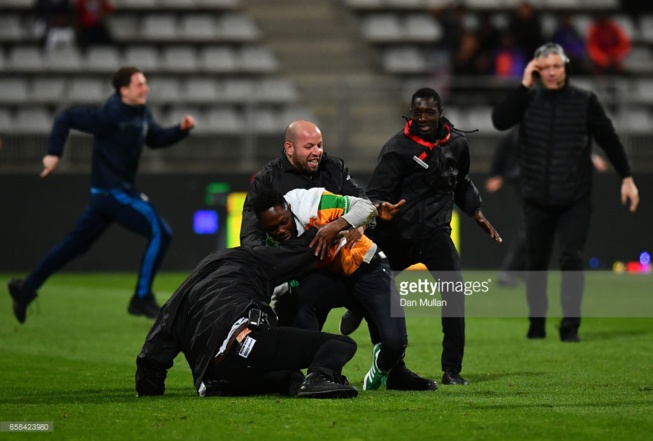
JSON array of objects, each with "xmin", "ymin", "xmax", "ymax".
[{"xmin": 404, "ymin": 120, "xmax": 451, "ymax": 169}]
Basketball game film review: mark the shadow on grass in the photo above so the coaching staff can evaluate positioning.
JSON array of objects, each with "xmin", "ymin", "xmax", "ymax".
[
  {"xmin": 470, "ymin": 371, "xmax": 546, "ymax": 383},
  {"xmin": 0, "ymin": 388, "xmax": 198, "ymax": 405},
  {"xmin": 579, "ymin": 329, "xmax": 651, "ymax": 341}
]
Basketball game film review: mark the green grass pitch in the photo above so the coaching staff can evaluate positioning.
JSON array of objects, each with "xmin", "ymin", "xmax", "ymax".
[{"xmin": 1, "ymin": 272, "xmax": 652, "ymax": 440}]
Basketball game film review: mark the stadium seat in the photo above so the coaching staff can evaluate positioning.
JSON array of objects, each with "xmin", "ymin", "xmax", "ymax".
[
  {"xmin": 124, "ymin": 46, "xmax": 161, "ymax": 71},
  {"xmin": 14, "ymin": 107, "xmax": 52, "ymax": 134},
  {"xmin": 159, "ymin": 0, "xmax": 196, "ymax": 8},
  {"xmin": 198, "ymin": 46, "xmax": 239, "ymax": 73},
  {"xmin": 67, "ymin": 79, "xmax": 108, "ymax": 104},
  {"xmin": 196, "ymin": 0, "xmax": 241, "ymax": 10},
  {"xmin": 0, "ymin": 15, "xmax": 26, "ymax": 41},
  {"xmin": 107, "ymin": 15, "xmax": 140, "ymax": 40},
  {"xmin": 162, "ymin": 46, "xmax": 199, "ymax": 73},
  {"xmin": 279, "ymin": 106, "xmax": 319, "ymax": 126},
  {"xmin": 246, "ymin": 108, "xmax": 282, "ymax": 134},
  {"xmin": 220, "ymin": 79, "xmax": 256, "ymax": 102},
  {"xmin": 382, "ymin": 47, "xmax": 429, "ymax": 74},
  {"xmin": 343, "ymin": 0, "xmax": 383, "ymax": 10},
  {"xmin": 180, "ymin": 14, "xmax": 217, "ymax": 41},
  {"xmin": 639, "ymin": 16, "xmax": 653, "ymax": 43},
  {"xmin": 31, "ymin": 78, "xmax": 67, "ymax": 103},
  {"xmin": 111, "ymin": 0, "xmax": 157, "ymax": 9},
  {"xmin": 404, "ymin": 14, "xmax": 443, "ymax": 42},
  {"xmin": 0, "ymin": 78, "xmax": 29, "ymax": 104},
  {"xmin": 7, "ymin": 46, "xmax": 45, "ymax": 72},
  {"xmin": 147, "ymin": 77, "xmax": 181, "ymax": 103},
  {"xmin": 0, "ymin": 109, "xmax": 13, "ymax": 132},
  {"xmin": 142, "ymin": 15, "xmax": 178, "ymax": 41},
  {"xmin": 623, "ymin": 47, "xmax": 653, "ymax": 75},
  {"xmin": 204, "ymin": 107, "xmax": 244, "ymax": 134},
  {"xmin": 183, "ymin": 78, "xmax": 220, "ymax": 104},
  {"xmin": 361, "ymin": 14, "xmax": 403, "ymax": 42},
  {"xmin": 85, "ymin": 46, "xmax": 122, "ymax": 72},
  {"xmin": 542, "ymin": 0, "xmax": 581, "ymax": 9},
  {"xmin": 220, "ymin": 14, "xmax": 260, "ymax": 41},
  {"xmin": 46, "ymin": 47, "xmax": 83, "ymax": 71},
  {"xmin": 257, "ymin": 79, "xmax": 299, "ymax": 104},
  {"xmin": 239, "ymin": 46, "xmax": 278, "ymax": 73}
]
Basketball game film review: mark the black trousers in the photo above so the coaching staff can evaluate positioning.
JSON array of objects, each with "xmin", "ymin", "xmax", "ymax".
[
  {"xmin": 371, "ymin": 228, "xmax": 465, "ymax": 374},
  {"xmin": 25, "ymin": 188, "xmax": 172, "ymax": 298},
  {"xmin": 209, "ymin": 327, "xmax": 356, "ymax": 395},
  {"xmin": 280, "ymin": 259, "xmax": 408, "ymax": 372},
  {"xmin": 523, "ymin": 196, "xmax": 591, "ymax": 326}
]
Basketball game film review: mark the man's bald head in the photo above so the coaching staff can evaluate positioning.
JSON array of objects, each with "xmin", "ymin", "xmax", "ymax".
[{"xmin": 284, "ymin": 120, "xmax": 324, "ymax": 174}]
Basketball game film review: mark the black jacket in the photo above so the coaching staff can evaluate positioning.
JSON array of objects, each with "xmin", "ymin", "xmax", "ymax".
[
  {"xmin": 240, "ymin": 150, "xmax": 367, "ymax": 247},
  {"xmin": 48, "ymin": 93, "xmax": 189, "ymax": 191},
  {"xmin": 136, "ymin": 231, "xmax": 319, "ymax": 394},
  {"xmin": 366, "ymin": 120, "xmax": 482, "ymax": 241},
  {"xmin": 492, "ymin": 84, "xmax": 631, "ymax": 206}
]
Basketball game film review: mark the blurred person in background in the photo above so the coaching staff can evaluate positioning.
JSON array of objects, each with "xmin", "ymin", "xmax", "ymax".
[
  {"xmin": 551, "ymin": 13, "xmax": 591, "ymax": 75},
  {"xmin": 6, "ymin": 67, "xmax": 196, "ymax": 324},
  {"xmin": 34, "ymin": 0, "xmax": 76, "ymax": 52},
  {"xmin": 586, "ymin": 14, "xmax": 631, "ymax": 75},
  {"xmin": 75, "ymin": 0, "xmax": 115, "ymax": 49},
  {"xmin": 492, "ymin": 43, "xmax": 639, "ymax": 342},
  {"xmin": 508, "ymin": 1, "xmax": 544, "ymax": 58}
]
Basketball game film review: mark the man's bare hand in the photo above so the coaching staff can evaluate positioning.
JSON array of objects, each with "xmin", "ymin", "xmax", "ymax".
[
  {"xmin": 180, "ymin": 115, "xmax": 196, "ymax": 131},
  {"xmin": 474, "ymin": 210, "xmax": 502, "ymax": 243},
  {"xmin": 40, "ymin": 155, "xmax": 60, "ymax": 177},
  {"xmin": 309, "ymin": 218, "xmax": 349, "ymax": 259},
  {"xmin": 621, "ymin": 177, "xmax": 639, "ymax": 213},
  {"xmin": 375, "ymin": 199, "xmax": 406, "ymax": 221},
  {"xmin": 341, "ymin": 226, "xmax": 364, "ymax": 250}
]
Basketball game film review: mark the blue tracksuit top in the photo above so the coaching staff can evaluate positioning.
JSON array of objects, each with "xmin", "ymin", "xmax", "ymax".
[{"xmin": 47, "ymin": 93, "xmax": 189, "ymax": 190}]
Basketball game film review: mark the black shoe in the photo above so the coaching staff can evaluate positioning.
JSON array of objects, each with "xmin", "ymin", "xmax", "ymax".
[
  {"xmin": 527, "ymin": 317, "xmax": 546, "ymax": 339},
  {"xmin": 7, "ymin": 279, "xmax": 37, "ymax": 324},
  {"xmin": 559, "ymin": 322, "xmax": 581, "ymax": 342},
  {"xmin": 128, "ymin": 293, "xmax": 161, "ymax": 319},
  {"xmin": 386, "ymin": 364, "xmax": 438, "ymax": 391},
  {"xmin": 339, "ymin": 309, "xmax": 363, "ymax": 336},
  {"xmin": 297, "ymin": 372, "xmax": 358, "ymax": 398},
  {"xmin": 442, "ymin": 371, "xmax": 469, "ymax": 385},
  {"xmin": 497, "ymin": 271, "xmax": 520, "ymax": 287}
]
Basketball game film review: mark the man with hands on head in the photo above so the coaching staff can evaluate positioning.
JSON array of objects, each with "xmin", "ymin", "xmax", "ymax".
[{"xmin": 492, "ymin": 43, "xmax": 639, "ymax": 342}]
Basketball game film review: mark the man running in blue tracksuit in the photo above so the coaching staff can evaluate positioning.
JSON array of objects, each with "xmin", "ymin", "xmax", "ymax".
[{"xmin": 7, "ymin": 66, "xmax": 196, "ymax": 323}]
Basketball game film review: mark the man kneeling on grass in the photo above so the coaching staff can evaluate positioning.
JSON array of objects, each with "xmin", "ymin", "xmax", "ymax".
[{"xmin": 135, "ymin": 228, "xmax": 358, "ymax": 399}]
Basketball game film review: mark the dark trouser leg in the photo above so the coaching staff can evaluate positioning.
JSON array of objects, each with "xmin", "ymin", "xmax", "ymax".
[
  {"xmin": 212, "ymin": 327, "xmax": 356, "ymax": 394},
  {"xmin": 111, "ymin": 191, "xmax": 173, "ymax": 298},
  {"xmin": 135, "ymin": 302, "xmax": 183, "ymax": 396},
  {"xmin": 25, "ymin": 202, "xmax": 111, "ymax": 291},
  {"xmin": 557, "ymin": 197, "xmax": 591, "ymax": 332},
  {"xmin": 523, "ymin": 201, "xmax": 557, "ymax": 319},
  {"xmin": 420, "ymin": 229, "xmax": 465, "ymax": 374},
  {"xmin": 348, "ymin": 259, "xmax": 407, "ymax": 372},
  {"xmin": 291, "ymin": 272, "xmax": 348, "ymax": 331}
]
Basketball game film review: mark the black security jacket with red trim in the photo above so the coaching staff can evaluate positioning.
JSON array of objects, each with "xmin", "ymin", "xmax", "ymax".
[{"xmin": 366, "ymin": 120, "xmax": 482, "ymax": 241}]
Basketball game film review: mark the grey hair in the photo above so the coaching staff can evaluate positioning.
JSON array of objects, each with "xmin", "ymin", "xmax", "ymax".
[{"xmin": 534, "ymin": 42, "xmax": 570, "ymax": 63}]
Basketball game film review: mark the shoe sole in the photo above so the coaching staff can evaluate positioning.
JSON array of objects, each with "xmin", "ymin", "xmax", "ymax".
[
  {"xmin": 297, "ymin": 388, "xmax": 358, "ymax": 399},
  {"xmin": 386, "ymin": 384, "xmax": 438, "ymax": 391}
]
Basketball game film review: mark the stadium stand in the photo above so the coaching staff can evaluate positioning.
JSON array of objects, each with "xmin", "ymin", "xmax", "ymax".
[{"xmin": 0, "ymin": 0, "xmax": 651, "ymax": 173}]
